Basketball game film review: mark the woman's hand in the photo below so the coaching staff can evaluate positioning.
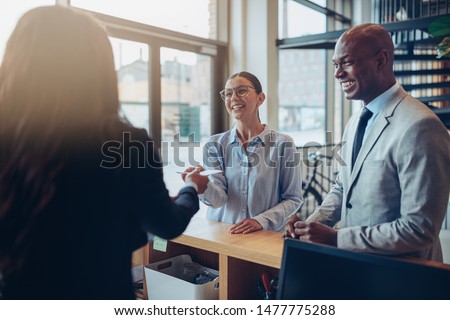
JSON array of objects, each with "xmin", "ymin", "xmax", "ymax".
[{"xmin": 229, "ymin": 218, "xmax": 263, "ymax": 234}]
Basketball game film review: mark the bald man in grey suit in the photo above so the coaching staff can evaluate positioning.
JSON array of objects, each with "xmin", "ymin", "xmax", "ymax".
[{"xmin": 284, "ymin": 23, "xmax": 450, "ymax": 261}]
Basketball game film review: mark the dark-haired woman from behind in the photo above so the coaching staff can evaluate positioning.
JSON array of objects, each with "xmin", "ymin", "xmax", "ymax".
[{"xmin": 0, "ymin": 6, "xmax": 206, "ymax": 299}]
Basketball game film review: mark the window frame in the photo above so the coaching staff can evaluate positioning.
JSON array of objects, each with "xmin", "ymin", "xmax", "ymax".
[{"xmin": 67, "ymin": 5, "xmax": 229, "ymax": 147}]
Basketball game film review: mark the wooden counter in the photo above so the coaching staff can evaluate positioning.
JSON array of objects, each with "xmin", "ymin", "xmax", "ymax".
[
  {"xmin": 172, "ymin": 216, "xmax": 284, "ymax": 268},
  {"xmin": 144, "ymin": 216, "xmax": 285, "ymax": 299},
  {"xmin": 136, "ymin": 216, "xmax": 450, "ymax": 300}
]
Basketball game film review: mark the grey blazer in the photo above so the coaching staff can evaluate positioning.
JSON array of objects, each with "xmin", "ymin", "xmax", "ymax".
[{"xmin": 308, "ymin": 86, "xmax": 450, "ymax": 261}]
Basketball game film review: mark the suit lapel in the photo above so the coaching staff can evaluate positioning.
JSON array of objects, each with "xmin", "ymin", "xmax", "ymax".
[{"xmin": 348, "ymin": 87, "xmax": 408, "ymax": 191}]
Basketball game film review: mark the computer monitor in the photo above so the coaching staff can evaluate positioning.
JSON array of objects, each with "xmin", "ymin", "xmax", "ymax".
[{"xmin": 277, "ymin": 238, "xmax": 450, "ymax": 299}]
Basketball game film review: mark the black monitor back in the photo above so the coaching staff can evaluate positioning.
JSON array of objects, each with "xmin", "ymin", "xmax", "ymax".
[{"xmin": 277, "ymin": 239, "xmax": 450, "ymax": 300}]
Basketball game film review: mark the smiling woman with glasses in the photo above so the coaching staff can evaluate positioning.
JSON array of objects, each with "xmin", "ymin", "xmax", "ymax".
[{"xmin": 185, "ymin": 71, "xmax": 303, "ymax": 234}]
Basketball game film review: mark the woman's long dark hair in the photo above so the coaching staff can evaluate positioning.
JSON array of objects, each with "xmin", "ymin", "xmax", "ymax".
[{"xmin": 0, "ymin": 6, "xmax": 121, "ymax": 276}]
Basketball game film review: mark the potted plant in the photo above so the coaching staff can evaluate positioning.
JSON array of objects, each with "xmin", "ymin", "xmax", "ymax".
[{"xmin": 428, "ymin": 15, "xmax": 450, "ymax": 58}]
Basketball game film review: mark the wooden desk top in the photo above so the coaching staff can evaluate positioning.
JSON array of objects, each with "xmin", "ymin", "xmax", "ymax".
[
  {"xmin": 171, "ymin": 217, "xmax": 450, "ymax": 271},
  {"xmin": 171, "ymin": 216, "xmax": 285, "ymax": 269}
]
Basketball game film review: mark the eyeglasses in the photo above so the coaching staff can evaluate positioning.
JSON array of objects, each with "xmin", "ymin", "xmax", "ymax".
[{"xmin": 220, "ymin": 85, "xmax": 256, "ymax": 101}]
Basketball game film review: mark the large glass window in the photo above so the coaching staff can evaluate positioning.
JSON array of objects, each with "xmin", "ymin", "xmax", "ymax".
[
  {"xmin": 278, "ymin": 49, "xmax": 326, "ymax": 145},
  {"xmin": 278, "ymin": 0, "xmax": 350, "ymax": 146},
  {"xmin": 71, "ymin": 0, "xmax": 216, "ymax": 39},
  {"xmin": 278, "ymin": 0, "xmax": 326, "ymax": 38},
  {"xmin": 160, "ymin": 48, "xmax": 212, "ymax": 217},
  {"xmin": 277, "ymin": 0, "xmax": 328, "ymax": 146},
  {"xmin": 0, "ymin": 0, "xmax": 55, "ymax": 61},
  {"xmin": 111, "ymin": 38, "xmax": 150, "ymax": 131},
  {"xmin": 72, "ymin": 1, "xmax": 224, "ymax": 217}
]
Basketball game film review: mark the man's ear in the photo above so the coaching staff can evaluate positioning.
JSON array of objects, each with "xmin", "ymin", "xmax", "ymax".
[{"xmin": 377, "ymin": 49, "xmax": 389, "ymax": 69}]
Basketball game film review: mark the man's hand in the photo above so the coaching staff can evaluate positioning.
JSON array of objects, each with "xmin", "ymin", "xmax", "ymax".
[
  {"xmin": 283, "ymin": 214, "xmax": 300, "ymax": 238},
  {"xmin": 229, "ymin": 219, "xmax": 263, "ymax": 234},
  {"xmin": 181, "ymin": 166, "xmax": 203, "ymax": 182},
  {"xmin": 185, "ymin": 169, "xmax": 209, "ymax": 194},
  {"xmin": 293, "ymin": 221, "xmax": 337, "ymax": 246},
  {"xmin": 182, "ymin": 166, "xmax": 208, "ymax": 194}
]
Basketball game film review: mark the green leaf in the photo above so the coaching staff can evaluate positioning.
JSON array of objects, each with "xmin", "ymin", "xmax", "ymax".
[
  {"xmin": 428, "ymin": 15, "xmax": 450, "ymax": 37},
  {"xmin": 436, "ymin": 37, "xmax": 450, "ymax": 58}
]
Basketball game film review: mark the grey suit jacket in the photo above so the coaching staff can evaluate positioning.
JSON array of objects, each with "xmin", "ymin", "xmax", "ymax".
[{"xmin": 308, "ymin": 86, "xmax": 450, "ymax": 261}]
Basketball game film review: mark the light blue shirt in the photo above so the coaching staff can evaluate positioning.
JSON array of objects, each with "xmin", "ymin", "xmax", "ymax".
[
  {"xmin": 363, "ymin": 82, "xmax": 401, "ymax": 141},
  {"xmin": 199, "ymin": 125, "xmax": 303, "ymax": 231}
]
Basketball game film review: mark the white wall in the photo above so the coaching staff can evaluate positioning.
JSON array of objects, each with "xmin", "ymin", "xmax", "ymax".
[{"xmin": 228, "ymin": 0, "xmax": 279, "ymax": 129}]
